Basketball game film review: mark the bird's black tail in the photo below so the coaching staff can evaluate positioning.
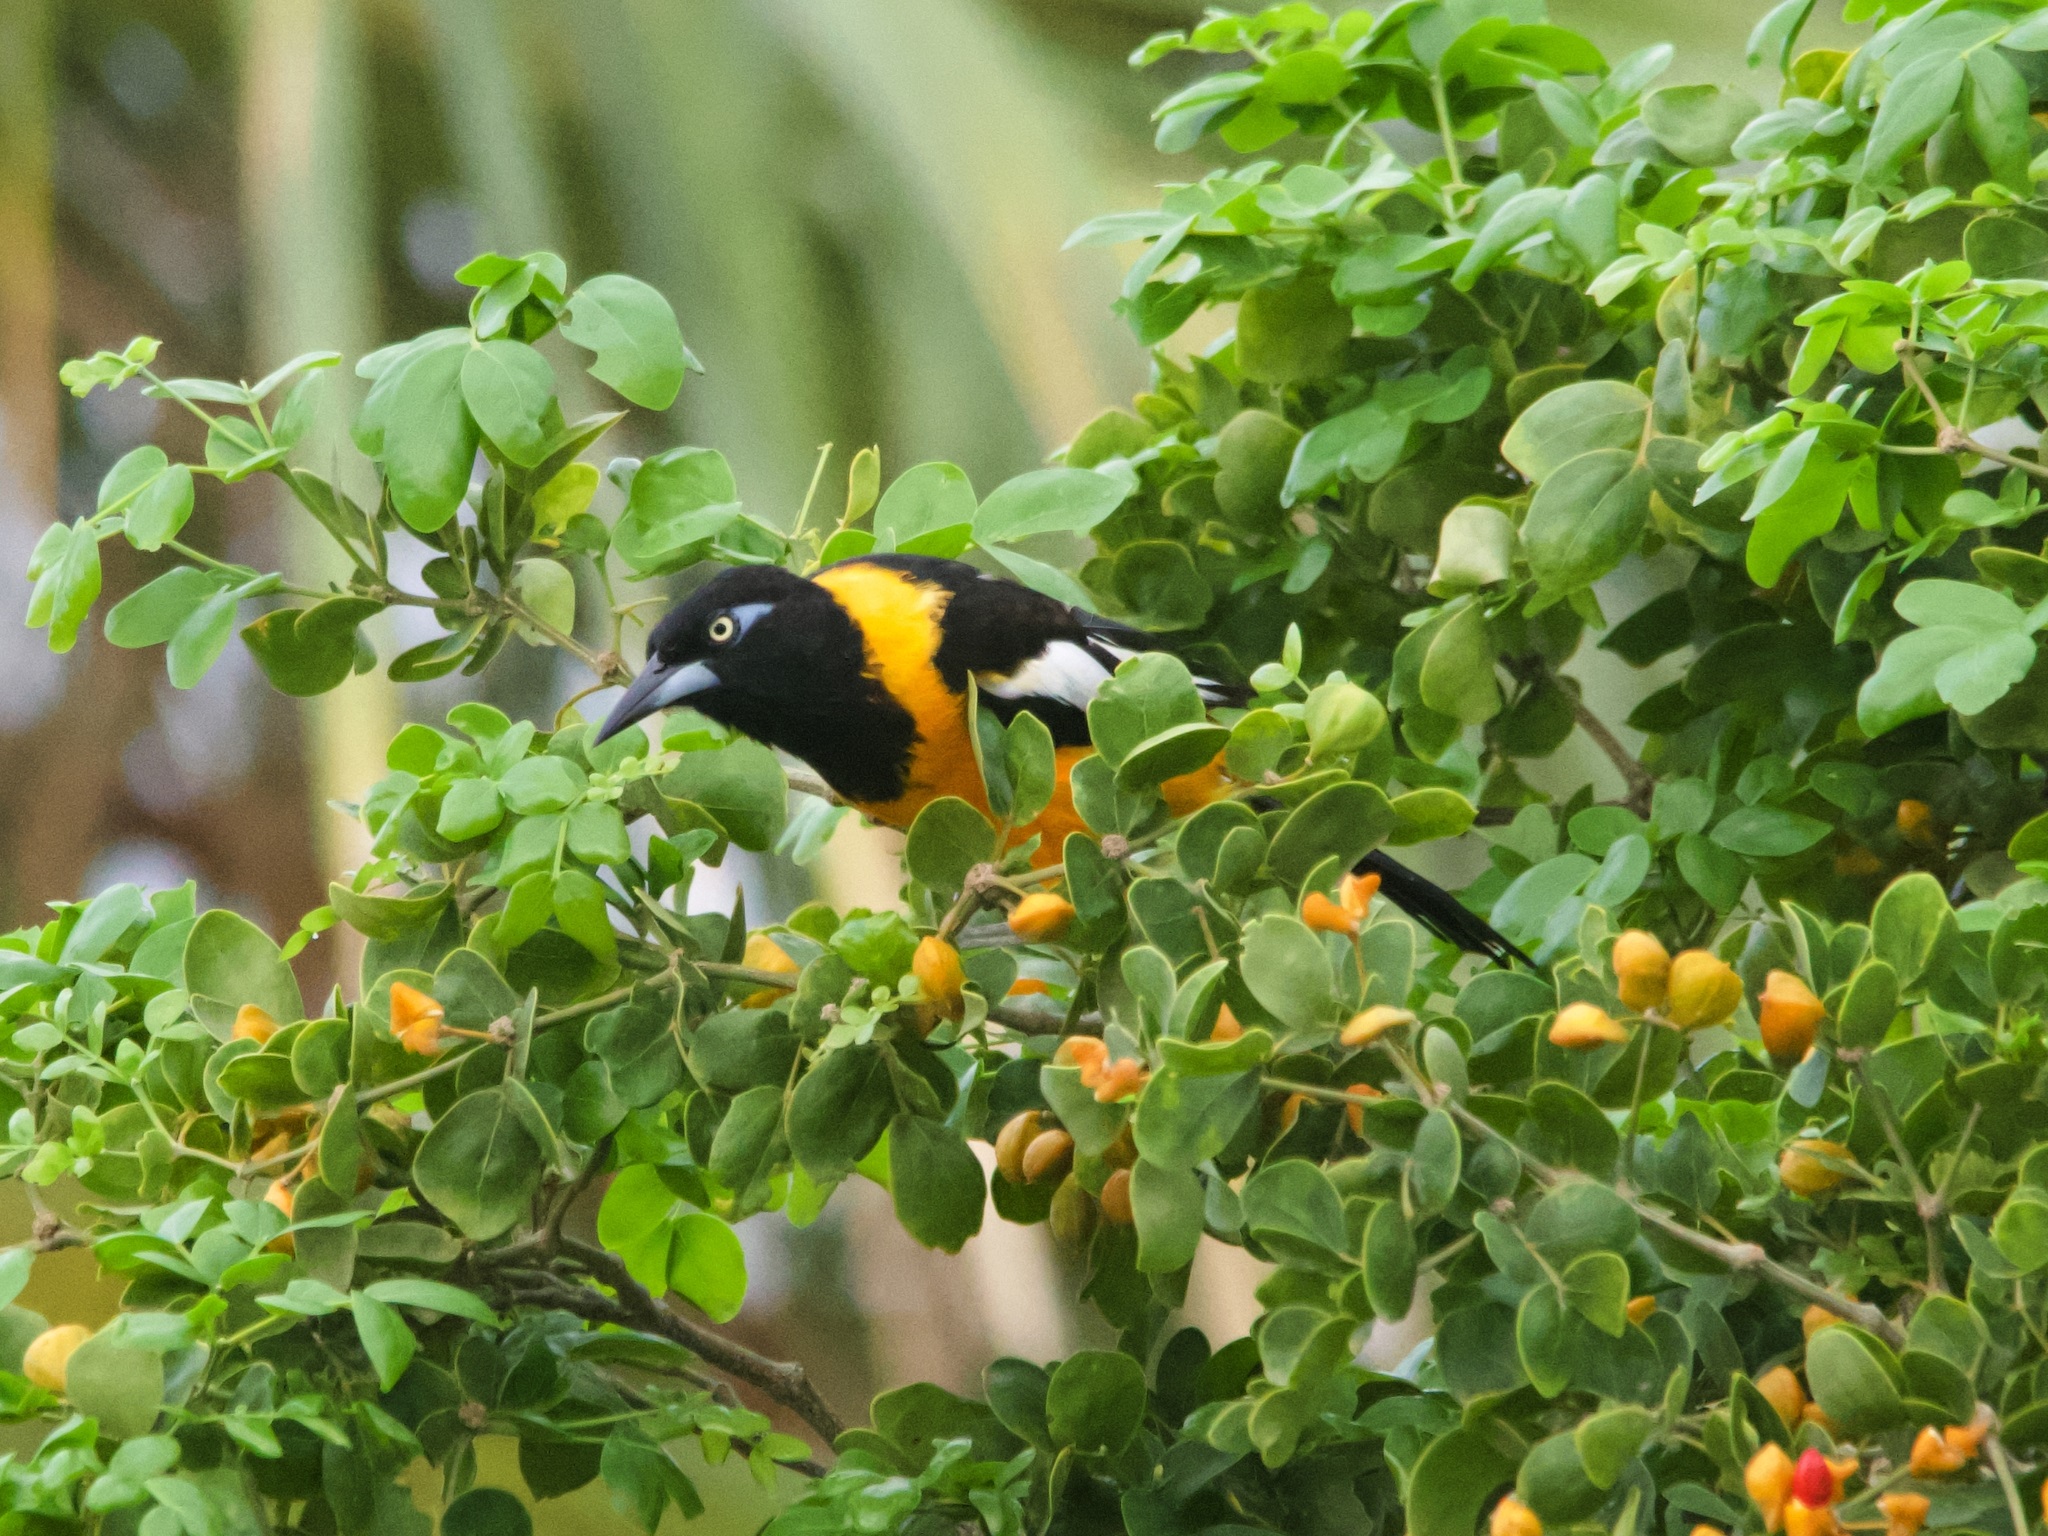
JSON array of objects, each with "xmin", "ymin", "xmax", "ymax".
[{"xmin": 1358, "ymin": 849, "xmax": 1532, "ymax": 969}]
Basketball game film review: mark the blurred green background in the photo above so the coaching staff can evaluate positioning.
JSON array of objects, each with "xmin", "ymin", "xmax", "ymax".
[{"xmin": 0, "ymin": 0, "xmax": 1824, "ymax": 1528}]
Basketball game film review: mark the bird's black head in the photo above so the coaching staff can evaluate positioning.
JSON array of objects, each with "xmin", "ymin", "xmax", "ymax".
[{"xmin": 592, "ymin": 563, "xmax": 918, "ymax": 803}]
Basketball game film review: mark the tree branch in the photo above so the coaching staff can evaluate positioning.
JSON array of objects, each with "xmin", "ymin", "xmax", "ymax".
[
  {"xmin": 1570, "ymin": 695, "xmax": 1654, "ymax": 816},
  {"xmin": 1271, "ymin": 1071, "xmax": 1904, "ymax": 1346},
  {"xmin": 559, "ymin": 1236, "xmax": 847, "ymax": 1445}
]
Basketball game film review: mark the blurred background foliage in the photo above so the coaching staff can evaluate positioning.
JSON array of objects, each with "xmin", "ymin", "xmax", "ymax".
[{"xmin": 0, "ymin": 0, "xmax": 1824, "ymax": 1528}]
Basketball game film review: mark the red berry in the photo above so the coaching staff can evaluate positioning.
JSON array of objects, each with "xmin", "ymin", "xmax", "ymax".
[{"xmin": 1790, "ymin": 1447, "xmax": 1833, "ymax": 1507}]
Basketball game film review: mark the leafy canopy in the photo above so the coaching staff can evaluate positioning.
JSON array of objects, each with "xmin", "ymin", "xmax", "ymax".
[{"xmin": 17, "ymin": 0, "xmax": 2048, "ymax": 1533}]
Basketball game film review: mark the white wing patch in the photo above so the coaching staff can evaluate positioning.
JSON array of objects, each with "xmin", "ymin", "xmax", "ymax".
[
  {"xmin": 983, "ymin": 636, "xmax": 1238, "ymax": 710},
  {"xmin": 980, "ymin": 641, "xmax": 1113, "ymax": 710}
]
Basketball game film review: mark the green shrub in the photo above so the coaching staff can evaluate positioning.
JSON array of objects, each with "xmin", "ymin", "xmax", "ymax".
[{"xmin": 16, "ymin": 0, "xmax": 2048, "ymax": 1532}]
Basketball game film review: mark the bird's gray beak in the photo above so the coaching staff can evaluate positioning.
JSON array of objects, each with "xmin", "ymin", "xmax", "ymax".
[{"xmin": 593, "ymin": 659, "xmax": 720, "ymax": 744}]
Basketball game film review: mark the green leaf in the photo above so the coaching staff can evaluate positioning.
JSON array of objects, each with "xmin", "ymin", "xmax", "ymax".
[
  {"xmin": 1130, "ymin": 1158, "xmax": 1203, "ymax": 1273},
  {"xmin": 1994, "ymin": 1194, "xmax": 2048, "ymax": 1272},
  {"xmin": 1266, "ymin": 780, "xmax": 1394, "ymax": 885},
  {"xmin": 1863, "ymin": 52, "xmax": 1966, "ymax": 187},
  {"xmin": 105, "ymin": 567, "xmax": 227, "ymax": 650},
  {"xmin": 413, "ymin": 1084, "xmax": 546, "ymax": 1240},
  {"xmin": 1239, "ymin": 914, "xmax": 1339, "ymax": 1032},
  {"xmin": 98, "ymin": 447, "xmax": 195, "ymax": 552},
  {"xmin": 874, "ymin": 462, "xmax": 975, "ymax": 549},
  {"xmin": 441, "ymin": 1488, "xmax": 532, "ymax": 1536},
  {"xmin": 184, "ymin": 910, "xmax": 305, "ymax": 1039},
  {"xmin": 1116, "ymin": 721, "xmax": 1230, "ymax": 789},
  {"xmin": 460, "ymin": 340, "xmax": 556, "ymax": 467},
  {"xmin": 1501, "ymin": 381, "xmax": 1649, "ymax": 482},
  {"xmin": 661, "ymin": 740, "xmax": 788, "ymax": 851},
  {"xmin": 1710, "ymin": 806, "xmax": 1830, "ymax": 857},
  {"xmin": 1003, "ymin": 709, "xmax": 1057, "ymax": 828},
  {"xmin": 1805, "ymin": 1324, "xmax": 1908, "ymax": 1434},
  {"xmin": 1282, "ymin": 402, "xmax": 1406, "ymax": 504},
  {"xmin": 1240, "ymin": 1158, "xmax": 1349, "ymax": 1268},
  {"xmin": 1087, "ymin": 652, "xmax": 1205, "ymax": 767},
  {"xmin": 350, "ymin": 1292, "xmax": 417, "ymax": 1391},
  {"xmin": 379, "ymin": 335, "xmax": 478, "ymax": 532},
  {"xmin": 1562, "ymin": 1250, "xmax": 1630, "ymax": 1336},
  {"xmin": 360, "ymin": 1278, "xmax": 499, "ymax": 1325},
  {"xmin": 1419, "ymin": 602, "xmax": 1501, "ymax": 724},
  {"xmin": 668, "ymin": 1212, "xmax": 748, "ymax": 1323},
  {"xmin": 1362, "ymin": 1201, "xmax": 1417, "ymax": 1320},
  {"xmin": 1406, "ymin": 1429, "xmax": 1520, "ymax": 1536},
  {"xmin": 887, "ymin": 1115, "xmax": 984, "ymax": 1253},
  {"xmin": 437, "ymin": 778, "xmax": 505, "ymax": 842},
  {"xmin": 903, "ymin": 797, "xmax": 997, "ymax": 892},
  {"xmin": 510, "ymin": 559, "xmax": 575, "ymax": 646},
  {"xmin": 1045, "ymin": 1351, "xmax": 1146, "ymax": 1455},
  {"xmin": 552, "ymin": 869, "xmax": 618, "ymax": 964},
  {"xmin": 788, "ymin": 1043, "xmax": 893, "ymax": 1182},
  {"xmin": 1836, "ymin": 958, "xmax": 1900, "ymax": 1047},
  {"xmin": 1641, "ymin": 84, "xmax": 1760, "ymax": 164},
  {"xmin": 613, "ymin": 447, "xmax": 740, "ymax": 576},
  {"xmin": 972, "ymin": 468, "xmax": 1126, "ymax": 544},
  {"xmin": 240, "ymin": 598, "xmax": 383, "ymax": 697},
  {"xmin": 561, "ymin": 273, "xmax": 694, "ymax": 410},
  {"xmin": 1870, "ymin": 871, "xmax": 1955, "ymax": 987},
  {"xmin": 1522, "ymin": 450, "xmax": 1653, "ymax": 593},
  {"xmin": 26, "ymin": 520, "xmax": 103, "ymax": 653},
  {"xmin": 64, "ymin": 1328, "xmax": 164, "ymax": 1439},
  {"xmin": 1576, "ymin": 1406, "xmax": 1654, "ymax": 1489}
]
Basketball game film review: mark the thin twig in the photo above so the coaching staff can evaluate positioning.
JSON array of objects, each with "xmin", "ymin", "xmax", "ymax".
[
  {"xmin": 1571, "ymin": 696, "xmax": 1655, "ymax": 816},
  {"xmin": 1848, "ymin": 1056, "xmax": 1945, "ymax": 1295},
  {"xmin": 560, "ymin": 1237, "xmax": 845, "ymax": 1444}
]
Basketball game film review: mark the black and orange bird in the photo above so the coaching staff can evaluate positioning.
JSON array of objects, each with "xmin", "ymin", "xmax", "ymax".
[{"xmin": 594, "ymin": 554, "xmax": 1525, "ymax": 964}]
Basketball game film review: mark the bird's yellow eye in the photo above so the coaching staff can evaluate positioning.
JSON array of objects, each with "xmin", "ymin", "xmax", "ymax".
[{"xmin": 707, "ymin": 614, "xmax": 737, "ymax": 644}]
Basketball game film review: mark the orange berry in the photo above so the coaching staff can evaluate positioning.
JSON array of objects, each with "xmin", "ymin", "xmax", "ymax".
[
  {"xmin": 1092, "ymin": 1058, "xmax": 1148, "ymax": 1103},
  {"xmin": 1098, "ymin": 1167, "xmax": 1134, "ymax": 1225},
  {"xmin": 1612, "ymin": 930, "xmax": 1671, "ymax": 1013},
  {"xmin": 1780, "ymin": 1139, "xmax": 1854, "ymax": 1196},
  {"xmin": 1879, "ymin": 1492, "xmax": 1929, "ymax": 1536},
  {"xmin": 1006, "ymin": 977, "xmax": 1052, "ymax": 997},
  {"xmin": 1338, "ymin": 871, "xmax": 1381, "ymax": 923},
  {"xmin": 1021, "ymin": 1128, "xmax": 1075, "ymax": 1184},
  {"xmin": 1055, "ymin": 1037, "xmax": 1108, "ymax": 1076},
  {"xmin": 1344, "ymin": 1083, "xmax": 1382, "ymax": 1136},
  {"xmin": 1490, "ymin": 1495, "xmax": 1542, "ymax": 1536},
  {"xmin": 1666, "ymin": 949, "xmax": 1743, "ymax": 1029},
  {"xmin": 1048, "ymin": 1175, "xmax": 1096, "ymax": 1246},
  {"xmin": 740, "ymin": 932, "xmax": 799, "ymax": 1007},
  {"xmin": 912, "ymin": 937, "xmax": 965, "ymax": 1021},
  {"xmin": 388, "ymin": 980, "xmax": 446, "ymax": 1055},
  {"xmin": 1692, "ymin": 1528, "xmax": 1725, "ymax": 1536},
  {"xmin": 1756, "ymin": 1365, "xmax": 1805, "ymax": 1427},
  {"xmin": 1949, "ymin": 1403, "xmax": 1995, "ymax": 1454},
  {"xmin": 232, "ymin": 1004, "xmax": 278, "ymax": 1044},
  {"xmin": 1007, "ymin": 893, "xmax": 1076, "ymax": 943},
  {"xmin": 1208, "ymin": 1004, "xmax": 1243, "ymax": 1042},
  {"xmin": 1626, "ymin": 1294, "xmax": 1657, "ymax": 1326},
  {"xmin": 21, "ymin": 1325, "xmax": 92, "ymax": 1394},
  {"xmin": 1340, "ymin": 1005, "xmax": 1414, "ymax": 1047},
  {"xmin": 1802, "ymin": 1302, "xmax": 1843, "ymax": 1340},
  {"xmin": 1301, "ymin": 890, "xmax": 1357, "ymax": 936},
  {"xmin": 1549, "ymin": 1002, "xmax": 1628, "ymax": 1049},
  {"xmin": 1276, "ymin": 1092, "xmax": 1306, "ymax": 1136},
  {"xmin": 1783, "ymin": 1503, "xmax": 1837, "ymax": 1536},
  {"xmin": 1896, "ymin": 798, "xmax": 1938, "ymax": 847},
  {"xmin": 1759, "ymin": 970, "xmax": 1825, "ymax": 1062},
  {"xmin": 1801, "ymin": 1401, "xmax": 1839, "ymax": 1435},
  {"xmin": 264, "ymin": 1180, "xmax": 296, "ymax": 1255},
  {"xmin": 993, "ymin": 1111, "xmax": 1042, "ymax": 1184},
  {"xmin": 1908, "ymin": 1424, "xmax": 1969, "ymax": 1477},
  {"xmin": 1835, "ymin": 846, "xmax": 1883, "ymax": 877},
  {"xmin": 1746, "ymin": 1443, "xmax": 1795, "ymax": 1532}
]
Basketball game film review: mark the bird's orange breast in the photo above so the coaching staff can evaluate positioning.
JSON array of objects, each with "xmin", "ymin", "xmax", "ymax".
[{"xmin": 812, "ymin": 561, "xmax": 1228, "ymax": 864}]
